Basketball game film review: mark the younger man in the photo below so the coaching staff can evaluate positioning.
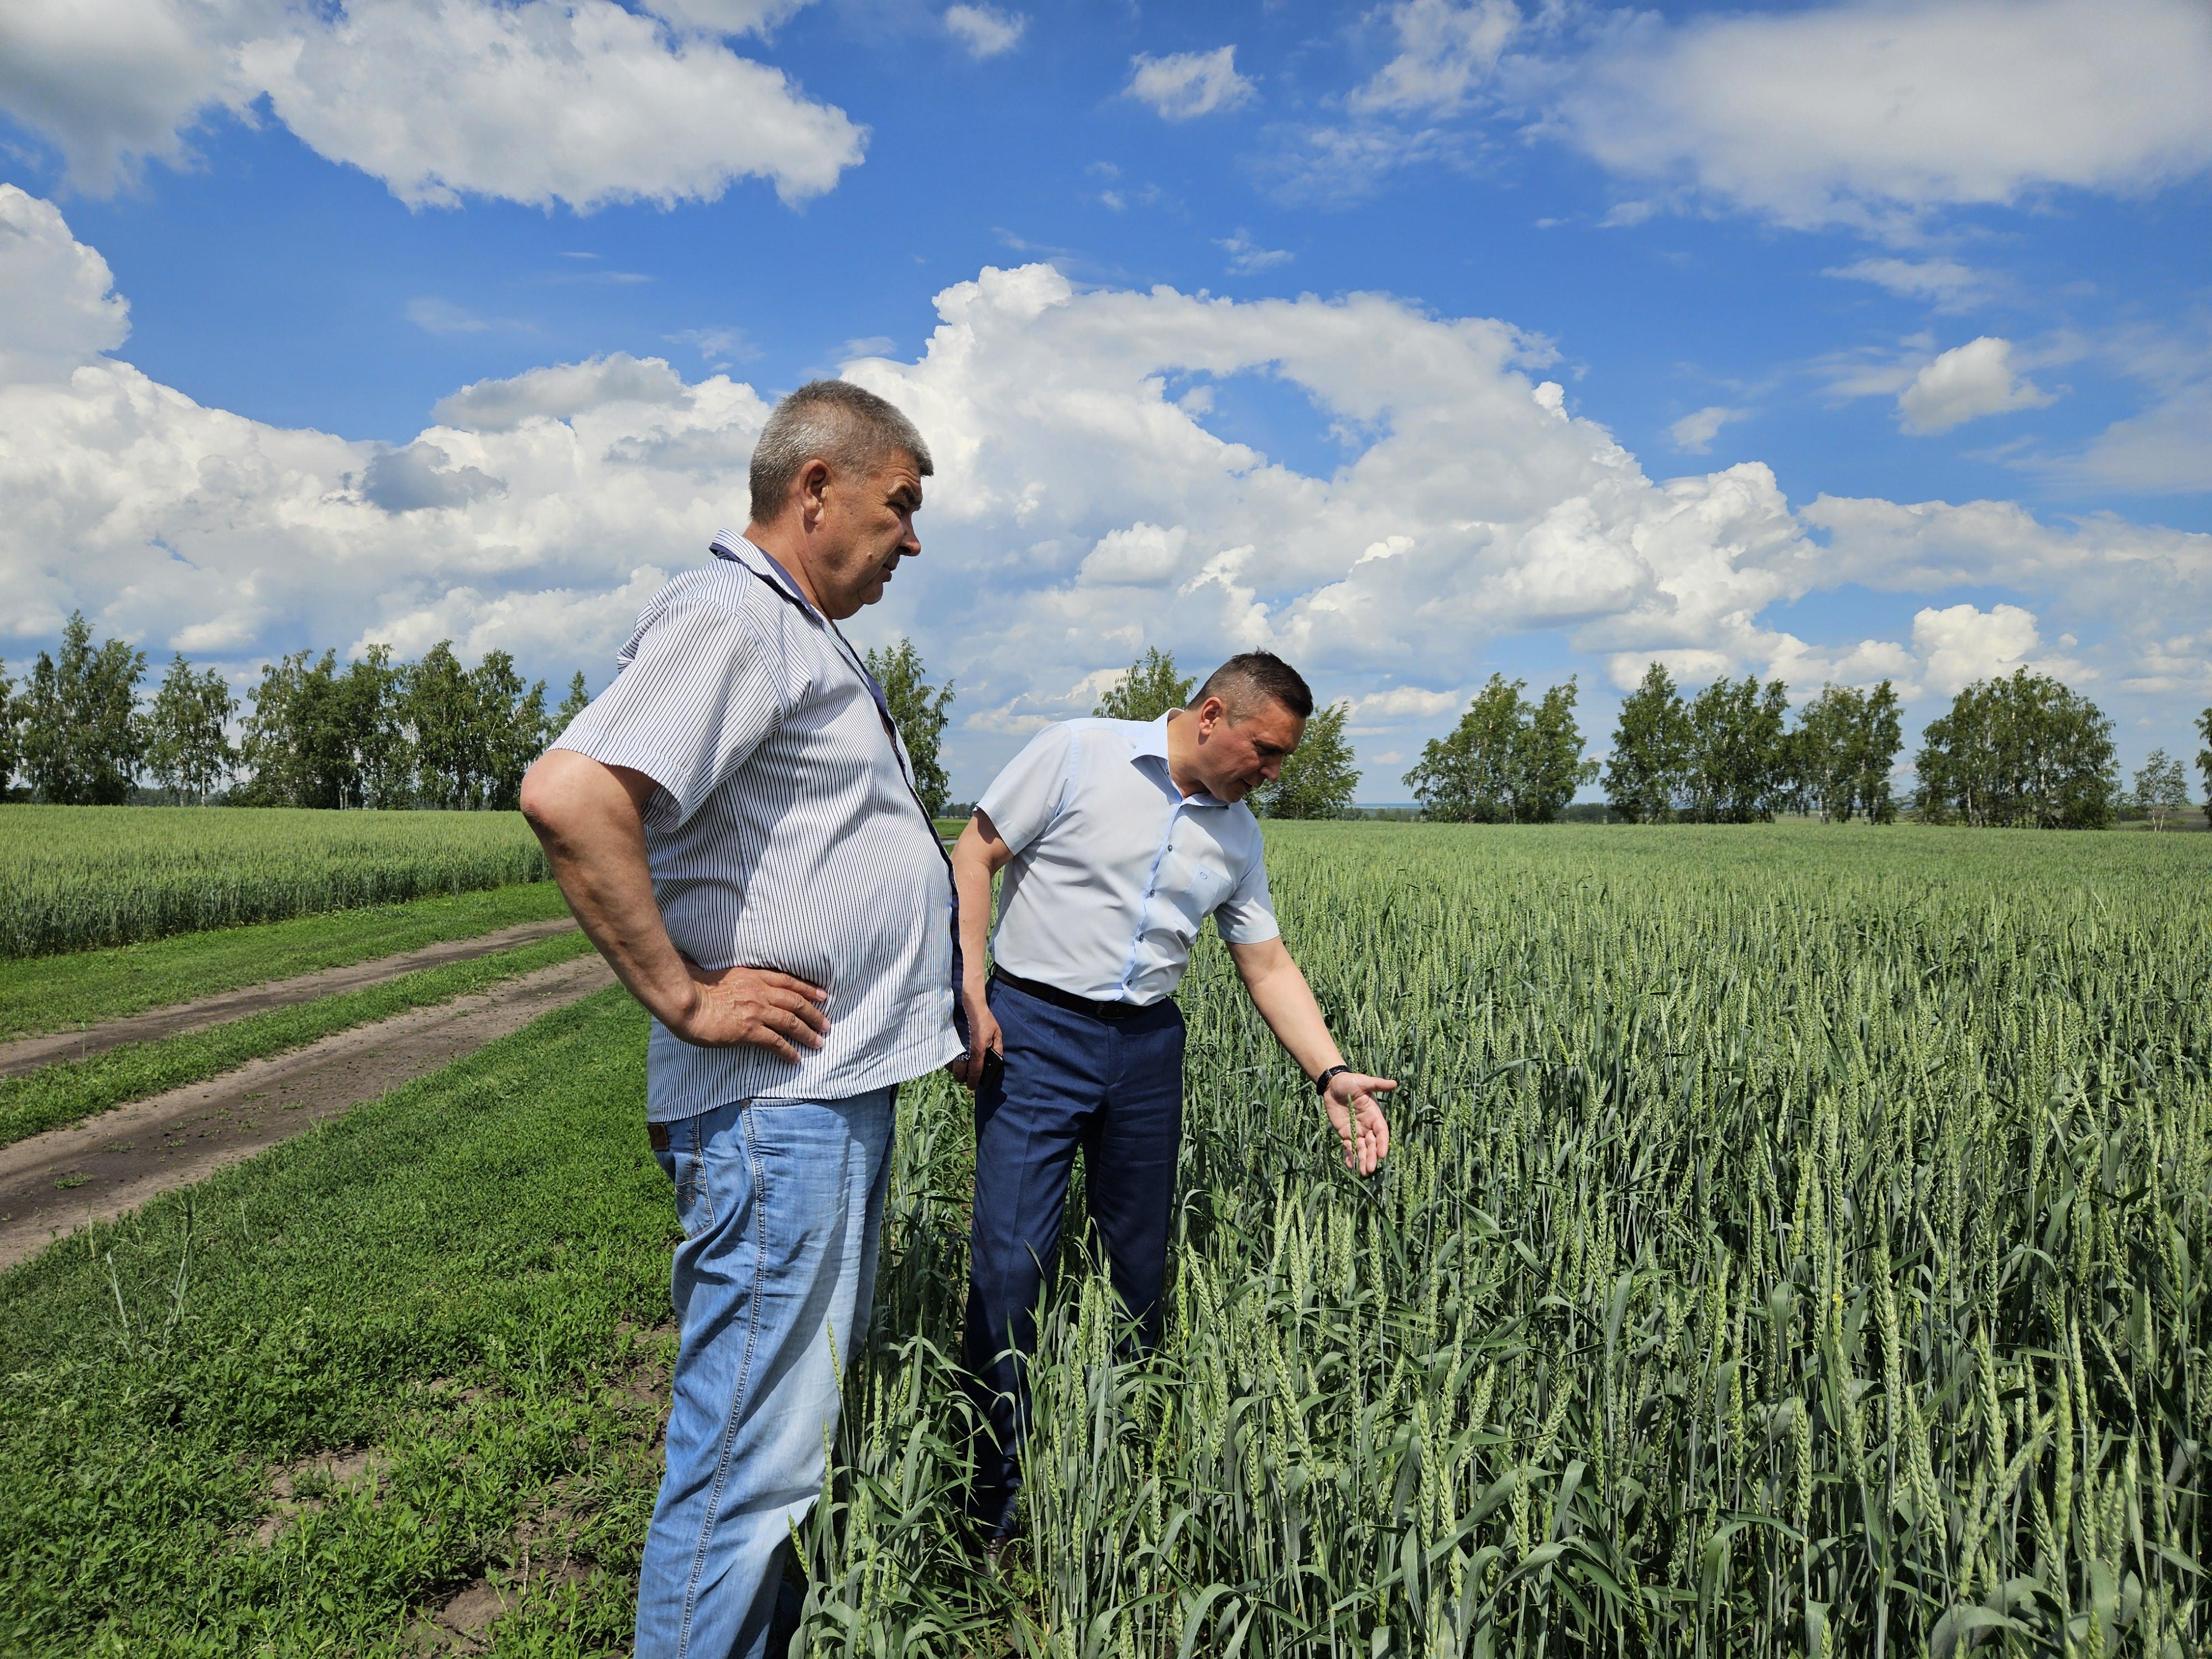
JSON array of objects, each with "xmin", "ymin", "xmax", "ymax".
[{"xmin": 948, "ymin": 651, "xmax": 1395, "ymax": 1542}]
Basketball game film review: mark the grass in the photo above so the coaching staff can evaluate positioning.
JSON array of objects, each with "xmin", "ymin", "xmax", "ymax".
[
  {"xmin": 0, "ymin": 805, "xmax": 552, "ymax": 959},
  {"xmin": 0, "ymin": 930, "xmax": 597, "ymax": 1150},
  {"xmin": 0, "ymin": 881, "xmax": 574, "ymax": 1041},
  {"xmin": 4, "ymin": 822, "xmax": 2210, "ymax": 1655},
  {"xmin": 0, "ymin": 987, "xmax": 670, "ymax": 1657}
]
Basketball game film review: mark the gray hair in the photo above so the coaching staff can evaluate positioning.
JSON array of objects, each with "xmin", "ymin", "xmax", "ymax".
[{"xmin": 748, "ymin": 379, "xmax": 933, "ymax": 522}]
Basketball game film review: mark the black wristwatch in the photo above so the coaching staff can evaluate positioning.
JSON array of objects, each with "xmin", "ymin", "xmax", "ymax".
[{"xmin": 1313, "ymin": 1063, "xmax": 1351, "ymax": 1097}]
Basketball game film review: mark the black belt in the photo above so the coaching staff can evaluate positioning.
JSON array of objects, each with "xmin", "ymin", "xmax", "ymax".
[{"xmin": 989, "ymin": 967, "xmax": 1160, "ymax": 1023}]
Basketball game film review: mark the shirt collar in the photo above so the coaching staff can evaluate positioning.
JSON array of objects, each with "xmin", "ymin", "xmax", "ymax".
[
  {"xmin": 709, "ymin": 529, "xmax": 821, "ymax": 622},
  {"xmin": 1133, "ymin": 710, "xmax": 1228, "ymax": 808}
]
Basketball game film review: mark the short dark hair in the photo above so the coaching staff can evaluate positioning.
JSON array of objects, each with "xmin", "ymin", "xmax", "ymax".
[
  {"xmin": 1192, "ymin": 651, "xmax": 1313, "ymax": 721},
  {"xmin": 749, "ymin": 379, "xmax": 933, "ymax": 522}
]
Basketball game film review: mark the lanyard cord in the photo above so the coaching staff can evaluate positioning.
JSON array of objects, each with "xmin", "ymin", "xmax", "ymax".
[
  {"xmin": 719, "ymin": 542, "xmax": 969, "ymax": 1032},
  {"xmin": 714, "ymin": 540, "xmax": 937, "ymax": 841}
]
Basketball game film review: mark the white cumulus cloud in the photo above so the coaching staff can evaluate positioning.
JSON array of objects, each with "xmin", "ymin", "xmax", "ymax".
[
  {"xmin": 0, "ymin": 186, "xmax": 131, "ymax": 380},
  {"xmin": 1350, "ymin": 0, "xmax": 1520, "ymax": 116},
  {"xmin": 1896, "ymin": 337, "xmax": 2053, "ymax": 434},
  {"xmin": 1544, "ymin": 0, "xmax": 2212, "ymax": 231},
  {"xmin": 1825, "ymin": 257, "xmax": 1987, "ymax": 308},
  {"xmin": 1668, "ymin": 405, "xmax": 1746, "ymax": 455},
  {"xmin": 1126, "ymin": 47, "xmax": 1255, "ymax": 122},
  {"xmin": 0, "ymin": 0, "xmax": 863, "ymax": 210},
  {"xmin": 943, "ymin": 4, "xmax": 1024, "ymax": 59},
  {"xmin": 1911, "ymin": 602, "xmax": 2055, "ymax": 695},
  {"xmin": 5, "ymin": 187, "xmax": 2208, "ymax": 791},
  {"xmin": 640, "ymin": 0, "xmax": 811, "ymax": 35},
  {"xmin": 1217, "ymin": 231, "xmax": 1293, "ymax": 275}
]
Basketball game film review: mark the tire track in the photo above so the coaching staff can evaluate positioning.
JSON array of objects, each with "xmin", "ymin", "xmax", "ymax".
[
  {"xmin": 0, "ymin": 953, "xmax": 618, "ymax": 1271},
  {"xmin": 0, "ymin": 917, "xmax": 581, "ymax": 1079}
]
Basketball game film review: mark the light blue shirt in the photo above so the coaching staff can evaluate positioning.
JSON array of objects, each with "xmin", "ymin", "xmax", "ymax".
[{"xmin": 977, "ymin": 713, "xmax": 1280, "ymax": 1006}]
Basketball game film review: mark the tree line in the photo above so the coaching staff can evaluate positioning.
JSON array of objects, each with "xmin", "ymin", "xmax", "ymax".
[
  {"xmin": 1068, "ymin": 648, "xmax": 2208, "ymax": 831},
  {"xmin": 1408, "ymin": 659, "xmax": 2205, "ymax": 830},
  {"xmin": 3, "ymin": 613, "xmax": 2206, "ymax": 831},
  {"xmin": 0, "ymin": 612, "xmax": 588, "ymax": 810}
]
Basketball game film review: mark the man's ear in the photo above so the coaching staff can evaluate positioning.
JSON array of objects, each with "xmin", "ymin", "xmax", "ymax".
[{"xmin": 797, "ymin": 460, "xmax": 833, "ymax": 529}]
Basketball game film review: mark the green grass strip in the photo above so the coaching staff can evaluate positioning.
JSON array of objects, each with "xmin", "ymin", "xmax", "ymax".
[
  {"xmin": 0, "ymin": 881, "xmax": 574, "ymax": 1042},
  {"xmin": 0, "ymin": 929, "xmax": 598, "ymax": 1150},
  {"xmin": 0, "ymin": 988, "xmax": 669, "ymax": 1656}
]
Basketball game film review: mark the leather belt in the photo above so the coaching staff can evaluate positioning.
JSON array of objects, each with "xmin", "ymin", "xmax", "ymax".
[{"xmin": 989, "ymin": 967, "xmax": 1159, "ymax": 1023}]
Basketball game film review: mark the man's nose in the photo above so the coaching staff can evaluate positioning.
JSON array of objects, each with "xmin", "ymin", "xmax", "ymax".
[{"xmin": 1262, "ymin": 758, "xmax": 1284, "ymax": 781}]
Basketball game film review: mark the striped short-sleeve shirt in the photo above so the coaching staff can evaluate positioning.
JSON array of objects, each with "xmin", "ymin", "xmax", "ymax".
[{"xmin": 552, "ymin": 533, "xmax": 962, "ymax": 1120}]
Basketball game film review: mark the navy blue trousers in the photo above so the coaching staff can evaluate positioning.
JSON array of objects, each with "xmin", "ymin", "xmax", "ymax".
[{"xmin": 962, "ymin": 978, "xmax": 1185, "ymax": 1538}]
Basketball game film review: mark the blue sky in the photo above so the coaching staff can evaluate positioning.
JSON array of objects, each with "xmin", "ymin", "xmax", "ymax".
[{"xmin": 2, "ymin": 0, "xmax": 2207, "ymax": 800}]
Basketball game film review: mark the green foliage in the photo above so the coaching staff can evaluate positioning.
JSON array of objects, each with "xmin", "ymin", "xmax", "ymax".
[
  {"xmin": 1094, "ymin": 646, "xmax": 1194, "ymax": 723},
  {"xmin": 1681, "ymin": 674, "xmax": 1792, "ymax": 822},
  {"xmin": 1608, "ymin": 667, "xmax": 1903, "ymax": 827},
  {"xmin": 19, "ymin": 612, "xmax": 147, "ymax": 805},
  {"xmin": 2131, "ymin": 748, "xmax": 2190, "ymax": 831},
  {"xmin": 0, "ymin": 656, "xmax": 18, "ymax": 793},
  {"xmin": 552, "ymin": 670, "xmax": 591, "ymax": 737},
  {"xmin": 1253, "ymin": 700, "xmax": 1360, "ymax": 819},
  {"xmin": 2197, "ymin": 706, "xmax": 2211, "ymax": 815},
  {"xmin": 0, "ymin": 929, "xmax": 592, "ymax": 1149},
  {"xmin": 238, "ymin": 641, "xmax": 551, "ymax": 812},
  {"xmin": 1404, "ymin": 675, "xmax": 1596, "ymax": 822},
  {"xmin": 1916, "ymin": 667, "xmax": 2119, "ymax": 828},
  {"xmin": 236, "ymin": 647, "xmax": 410, "ymax": 810},
  {"xmin": 0, "ymin": 805, "xmax": 551, "ymax": 959},
  {"xmin": 1405, "ymin": 675, "xmax": 1522, "ymax": 822},
  {"xmin": 471, "ymin": 650, "xmax": 546, "ymax": 812},
  {"xmin": 0, "ymin": 881, "xmax": 572, "ymax": 1041},
  {"xmin": 1603, "ymin": 662, "xmax": 1689, "ymax": 822},
  {"xmin": 144, "ymin": 655, "xmax": 238, "ymax": 806},
  {"xmin": 1792, "ymin": 681, "xmax": 1903, "ymax": 822},
  {"xmin": 863, "ymin": 635, "xmax": 956, "ymax": 820}
]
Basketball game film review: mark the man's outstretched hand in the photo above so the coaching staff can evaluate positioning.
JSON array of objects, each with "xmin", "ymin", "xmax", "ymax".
[
  {"xmin": 1323, "ymin": 1072, "xmax": 1396, "ymax": 1176},
  {"xmin": 664, "ymin": 959, "xmax": 830, "ymax": 1060}
]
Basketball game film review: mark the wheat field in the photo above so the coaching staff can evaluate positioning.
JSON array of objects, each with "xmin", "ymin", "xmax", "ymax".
[
  {"xmin": 0, "ymin": 805, "xmax": 550, "ymax": 959},
  {"xmin": 801, "ymin": 822, "xmax": 2211, "ymax": 1658}
]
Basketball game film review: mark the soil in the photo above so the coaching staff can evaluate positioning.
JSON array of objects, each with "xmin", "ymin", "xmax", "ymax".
[
  {"xmin": 0, "ymin": 953, "xmax": 618, "ymax": 1270},
  {"xmin": 0, "ymin": 917, "xmax": 582, "ymax": 1078}
]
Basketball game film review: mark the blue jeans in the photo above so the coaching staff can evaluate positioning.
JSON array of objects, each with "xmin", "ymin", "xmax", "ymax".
[
  {"xmin": 962, "ymin": 980, "xmax": 1185, "ymax": 1538},
  {"xmin": 635, "ymin": 1088, "xmax": 896, "ymax": 1659}
]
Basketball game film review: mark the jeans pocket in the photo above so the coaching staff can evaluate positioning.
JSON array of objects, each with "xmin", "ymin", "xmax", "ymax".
[{"xmin": 661, "ymin": 1135, "xmax": 718, "ymax": 1242}]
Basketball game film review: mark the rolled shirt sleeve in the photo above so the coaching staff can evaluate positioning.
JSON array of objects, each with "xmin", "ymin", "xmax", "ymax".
[
  {"xmin": 977, "ymin": 723, "xmax": 1076, "ymax": 856},
  {"xmin": 1212, "ymin": 840, "xmax": 1281, "ymax": 945},
  {"xmin": 551, "ymin": 598, "xmax": 786, "ymax": 832}
]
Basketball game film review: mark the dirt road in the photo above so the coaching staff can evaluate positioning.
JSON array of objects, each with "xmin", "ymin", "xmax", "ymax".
[
  {"xmin": 0, "ymin": 917, "xmax": 582, "ymax": 1079},
  {"xmin": 0, "ymin": 953, "xmax": 619, "ymax": 1271}
]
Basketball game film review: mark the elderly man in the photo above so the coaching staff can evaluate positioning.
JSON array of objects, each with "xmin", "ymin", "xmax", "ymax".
[
  {"xmin": 519, "ymin": 380, "xmax": 959, "ymax": 1658},
  {"xmin": 950, "ymin": 651, "xmax": 1396, "ymax": 1546}
]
